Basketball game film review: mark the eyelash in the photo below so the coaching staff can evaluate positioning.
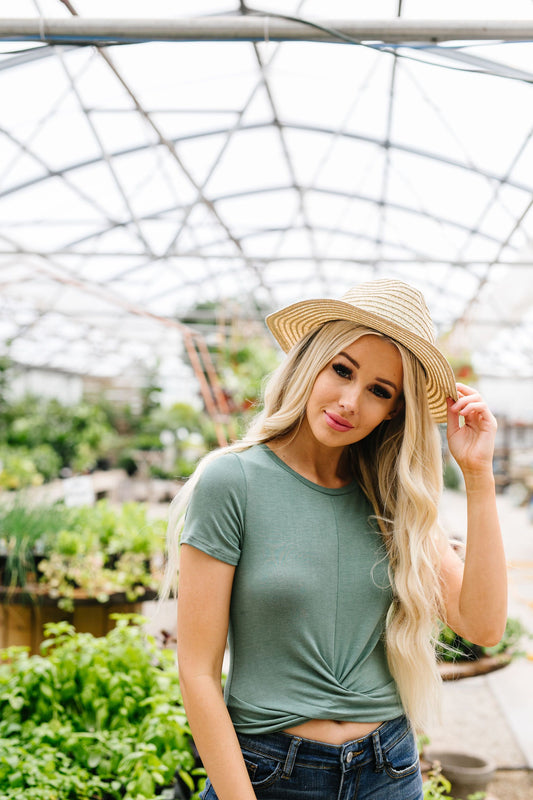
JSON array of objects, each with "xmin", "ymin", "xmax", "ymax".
[
  {"xmin": 332, "ymin": 362, "xmax": 352, "ymax": 379},
  {"xmin": 332, "ymin": 363, "xmax": 392, "ymax": 400},
  {"xmin": 372, "ymin": 385, "xmax": 392, "ymax": 400}
]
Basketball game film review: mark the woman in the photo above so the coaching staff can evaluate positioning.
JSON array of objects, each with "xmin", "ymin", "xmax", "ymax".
[{"xmin": 163, "ymin": 280, "xmax": 507, "ymax": 800}]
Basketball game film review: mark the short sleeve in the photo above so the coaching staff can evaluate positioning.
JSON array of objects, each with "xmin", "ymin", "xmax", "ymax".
[{"xmin": 180, "ymin": 453, "xmax": 246, "ymax": 566}]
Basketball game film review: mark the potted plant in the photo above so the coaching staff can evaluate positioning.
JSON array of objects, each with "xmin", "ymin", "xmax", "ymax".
[
  {"xmin": 423, "ymin": 752, "xmax": 493, "ymax": 799},
  {"xmin": 436, "ymin": 616, "xmax": 530, "ymax": 680},
  {"xmin": 0, "ymin": 502, "xmax": 67, "ymax": 587},
  {"xmin": 419, "ymin": 737, "xmax": 489, "ymax": 800},
  {"xmin": 0, "ymin": 499, "xmax": 166, "ymax": 651},
  {"xmin": 36, "ymin": 500, "xmax": 165, "ymax": 610}
]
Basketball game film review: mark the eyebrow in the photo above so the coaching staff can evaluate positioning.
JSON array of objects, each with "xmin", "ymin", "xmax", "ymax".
[{"xmin": 338, "ymin": 351, "xmax": 399, "ymax": 392}]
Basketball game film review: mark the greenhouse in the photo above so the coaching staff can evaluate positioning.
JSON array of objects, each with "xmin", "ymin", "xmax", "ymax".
[{"xmin": 0, "ymin": 2, "xmax": 533, "ymax": 799}]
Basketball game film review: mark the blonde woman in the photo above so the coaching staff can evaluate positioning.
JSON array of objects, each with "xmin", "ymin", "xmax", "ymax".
[{"xmin": 165, "ymin": 280, "xmax": 507, "ymax": 800}]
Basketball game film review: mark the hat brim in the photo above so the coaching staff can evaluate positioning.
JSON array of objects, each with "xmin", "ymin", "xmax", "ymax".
[{"xmin": 266, "ymin": 298, "xmax": 457, "ymax": 424}]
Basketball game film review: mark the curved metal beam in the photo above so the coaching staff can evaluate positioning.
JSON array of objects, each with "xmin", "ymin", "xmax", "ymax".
[
  {"xmin": 2, "ymin": 121, "xmax": 532, "ymax": 203},
  {"xmin": 56, "ymin": 184, "xmax": 510, "ymax": 255}
]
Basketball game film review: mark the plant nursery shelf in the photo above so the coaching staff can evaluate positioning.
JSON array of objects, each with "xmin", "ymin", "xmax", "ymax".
[{"xmin": 0, "ymin": 585, "xmax": 157, "ymax": 654}]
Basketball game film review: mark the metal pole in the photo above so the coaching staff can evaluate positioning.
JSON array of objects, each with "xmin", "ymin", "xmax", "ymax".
[{"xmin": 1, "ymin": 18, "xmax": 533, "ymax": 44}]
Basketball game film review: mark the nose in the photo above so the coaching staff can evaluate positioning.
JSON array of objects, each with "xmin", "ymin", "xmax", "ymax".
[{"xmin": 339, "ymin": 384, "xmax": 361, "ymax": 414}]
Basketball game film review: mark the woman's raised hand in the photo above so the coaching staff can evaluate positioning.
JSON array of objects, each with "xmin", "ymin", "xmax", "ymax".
[{"xmin": 446, "ymin": 382, "xmax": 498, "ymax": 479}]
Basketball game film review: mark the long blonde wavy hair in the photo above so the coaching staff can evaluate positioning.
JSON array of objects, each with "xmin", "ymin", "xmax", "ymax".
[{"xmin": 162, "ymin": 320, "xmax": 448, "ymax": 732}]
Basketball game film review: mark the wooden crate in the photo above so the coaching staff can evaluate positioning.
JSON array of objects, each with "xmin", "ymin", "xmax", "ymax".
[{"xmin": 0, "ymin": 587, "xmax": 149, "ymax": 654}]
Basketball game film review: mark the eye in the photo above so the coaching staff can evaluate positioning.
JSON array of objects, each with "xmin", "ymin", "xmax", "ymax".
[
  {"xmin": 371, "ymin": 384, "xmax": 392, "ymax": 400},
  {"xmin": 332, "ymin": 362, "xmax": 352, "ymax": 379}
]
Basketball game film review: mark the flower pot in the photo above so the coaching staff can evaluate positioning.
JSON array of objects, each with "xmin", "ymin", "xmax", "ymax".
[
  {"xmin": 438, "ymin": 653, "xmax": 512, "ymax": 681},
  {"xmin": 425, "ymin": 749, "xmax": 495, "ymax": 798}
]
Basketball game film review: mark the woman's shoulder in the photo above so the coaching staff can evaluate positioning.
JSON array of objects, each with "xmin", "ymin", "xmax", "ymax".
[
  {"xmin": 196, "ymin": 444, "xmax": 268, "ymax": 490},
  {"xmin": 194, "ymin": 445, "xmax": 279, "ymax": 501},
  {"xmin": 196, "ymin": 448, "xmax": 247, "ymax": 486}
]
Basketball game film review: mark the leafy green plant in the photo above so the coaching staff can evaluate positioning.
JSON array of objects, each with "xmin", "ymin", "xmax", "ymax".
[
  {"xmin": 0, "ymin": 500, "xmax": 166, "ymax": 611},
  {"xmin": 38, "ymin": 501, "xmax": 165, "ymax": 610},
  {"xmin": 423, "ymin": 766, "xmax": 452, "ymax": 799},
  {"xmin": 0, "ymin": 446, "xmax": 46, "ymax": 490},
  {"xmin": 437, "ymin": 616, "xmax": 531, "ymax": 662},
  {"xmin": 218, "ymin": 335, "xmax": 280, "ymax": 411},
  {"xmin": 422, "ymin": 765, "xmax": 486, "ymax": 799},
  {"xmin": 108, "ymin": 401, "xmax": 216, "ymax": 479},
  {"xmin": 483, "ymin": 616, "xmax": 532, "ymax": 657},
  {"xmin": 0, "ymin": 354, "xmax": 216, "ymax": 484},
  {"xmin": 0, "ymin": 615, "xmax": 205, "ymax": 799},
  {"xmin": 4, "ymin": 395, "xmax": 114, "ymax": 475}
]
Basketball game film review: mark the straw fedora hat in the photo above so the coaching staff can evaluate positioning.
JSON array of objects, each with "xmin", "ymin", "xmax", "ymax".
[{"xmin": 266, "ymin": 279, "xmax": 457, "ymax": 423}]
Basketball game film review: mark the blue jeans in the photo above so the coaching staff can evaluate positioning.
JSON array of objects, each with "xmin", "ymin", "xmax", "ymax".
[{"xmin": 200, "ymin": 714, "xmax": 423, "ymax": 799}]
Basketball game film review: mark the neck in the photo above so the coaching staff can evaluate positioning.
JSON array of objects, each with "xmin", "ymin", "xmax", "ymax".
[{"xmin": 267, "ymin": 425, "xmax": 351, "ymax": 489}]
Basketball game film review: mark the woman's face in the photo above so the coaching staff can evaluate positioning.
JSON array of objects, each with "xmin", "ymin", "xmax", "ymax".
[{"xmin": 302, "ymin": 334, "xmax": 404, "ymax": 450}]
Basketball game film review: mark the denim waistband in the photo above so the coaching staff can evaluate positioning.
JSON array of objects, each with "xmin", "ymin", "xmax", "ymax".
[{"xmin": 237, "ymin": 714, "xmax": 412, "ymax": 773}]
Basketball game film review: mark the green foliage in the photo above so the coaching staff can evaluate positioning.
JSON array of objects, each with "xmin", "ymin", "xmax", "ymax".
[
  {"xmin": 436, "ymin": 623, "xmax": 484, "ymax": 662},
  {"xmin": 39, "ymin": 501, "xmax": 165, "ymax": 609},
  {"xmin": 0, "ymin": 616, "xmax": 204, "ymax": 799},
  {"xmin": 0, "ymin": 500, "xmax": 166, "ymax": 609},
  {"xmin": 443, "ymin": 459, "xmax": 460, "ymax": 490},
  {"xmin": 28, "ymin": 445, "xmax": 63, "ymax": 482},
  {"xmin": 4, "ymin": 396, "xmax": 114, "ymax": 474},
  {"xmin": 437, "ymin": 616, "xmax": 531, "ymax": 662},
  {"xmin": 0, "ymin": 446, "xmax": 45, "ymax": 491},
  {"xmin": 483, "ymin": 616, "xmax": 532, "ymax": 658},
  {"xmin": 218, "ymin": 336, "xmax": 280, "ymax": 410},
  {"xmin": 0, "ymin": 502, "xmax": 67, "ymax": 587},
  {"xmin": 0, "ymin": 389, "xmax": 114, "ymax": 485},
  {"xmin": 0, "ymin": 356, "xmax": 215, "ymax": 484},
  {"xmin": 0, "ymin": 356, "xmax": 13, "ymax": 432},
  {"xmin": 106, "ymin": 401, "xmax": 216, "ymax": 480},
  {"xmin": 182, "ymin": 299, "xmax": 280, "ymax": 438},
  {"xmin": 422, "ymin": 765, "xmax": 486, "ymax": 799},
  {"xmin": 423, "ymin": 766, "xmax": 452, "ymax": 799},
  {"xmin": 173, "ymin": 457, "xmax": 198, "ymax": 479},
  {"xmin": 0, "ymin": 443, "xmax": 61, "ymax": 489},
  {"xmin": 140, "ymin": 402, "xmax": 207, "ymax": 439}
]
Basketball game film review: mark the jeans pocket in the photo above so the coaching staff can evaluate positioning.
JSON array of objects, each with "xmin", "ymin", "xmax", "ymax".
[
  {"xmin": 383, "ymin": 729, "xmax": 420, "ymax": 779},
  {"xmin": 199, "ymin": 779, "xmax": 216, "ymax": 799},
  {"xmin": 242, "ymin": 750, "xmax": 283, "ymax": 789}
]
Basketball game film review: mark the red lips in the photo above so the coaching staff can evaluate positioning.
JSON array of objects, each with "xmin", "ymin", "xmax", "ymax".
[{"xmin": 324, "ymin": 411, "xmax": 354, "ymax": 431}]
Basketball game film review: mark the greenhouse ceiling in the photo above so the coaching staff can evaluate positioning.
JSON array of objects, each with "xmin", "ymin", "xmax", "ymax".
[{"xmin": 1, "ymin": 0, "xmax": 533, "ymax": 389}]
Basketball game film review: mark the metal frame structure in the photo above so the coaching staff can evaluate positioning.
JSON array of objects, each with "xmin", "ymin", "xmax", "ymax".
[
  {"xmin": 3, "ymin": 17, "xmax": 533, "ymax": 43},
  {"xmin": 1, "ymin": 1, "xmax": 533, "ymax": 392}
]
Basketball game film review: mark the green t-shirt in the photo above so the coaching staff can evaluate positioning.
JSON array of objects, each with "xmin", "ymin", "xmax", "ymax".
[{"xmin": 180, "ymin": 444, "xmax": 403, "ymax": 734}]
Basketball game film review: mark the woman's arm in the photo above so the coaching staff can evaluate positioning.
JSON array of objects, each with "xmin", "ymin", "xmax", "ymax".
[
  {"xmin": 438, "ymin": 383, "xmax": 507, "ymax": 646},
  {"xmin": 177, "ymin": 544, "xmax": 256, "ymax": 800}
]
